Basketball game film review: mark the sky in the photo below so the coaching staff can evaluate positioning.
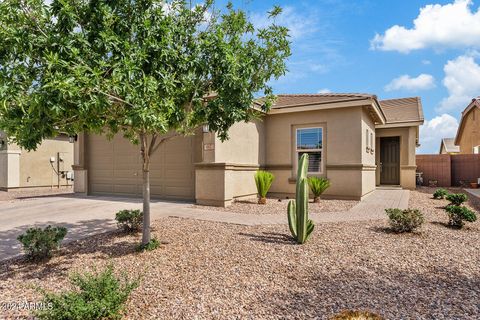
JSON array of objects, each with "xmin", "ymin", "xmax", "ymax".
[{"xmin": 215, "ymin": 0, "xmax": 480, "ymax": 154}]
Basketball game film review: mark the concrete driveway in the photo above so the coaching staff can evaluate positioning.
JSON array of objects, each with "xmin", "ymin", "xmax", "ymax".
[{"xmin": 0, "ymin": 194, "xmax": 193, "ymax": 261}]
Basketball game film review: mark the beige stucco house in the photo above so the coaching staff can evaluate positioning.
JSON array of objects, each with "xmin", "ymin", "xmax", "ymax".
[
  {"xmin": 439, "ymin": 138, "xmax": 460, "ymax": 154},
  {"xmin": 0, "ymin": 132, "xmax": 74, "ymax": 190},
  {"xmin": 454, "ymin": 97, "xmax": 480, "ymax": 154},
  {"xmin": 72, "ymin": 93, "xmax": 424, "ymax": 206}
]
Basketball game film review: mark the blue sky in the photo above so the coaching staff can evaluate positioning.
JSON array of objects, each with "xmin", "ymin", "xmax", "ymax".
[{"xmin": 217, "ymin": 0, "xmax": 480, "ymax": 154}]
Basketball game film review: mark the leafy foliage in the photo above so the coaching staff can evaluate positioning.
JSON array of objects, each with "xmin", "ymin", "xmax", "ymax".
[
  {"xmin": 385, "ymin": 208, "xmax": 425, "ymax": 233},
  {"xmin": 17, "ymin": 225, "xmax": 67, "ymax": 260},
  {"xmin": 136, "ymin": 238, "xmax": 160, "ymax": 252},
  {"xmin": 308, "ymin": 177, "xmax": 330, "ymax": 200},
  {"xmin": 0, "ymin": 0, "xmax": 290, "ymax": 148},
  {"xmin": 36, "ymin": 265, "xmax": 139, "ymax": 320},
  {"xmin": 115, "ymin": 209, "xmax": 143, "ymax": 232},
  {"xmin": 0, "ymin": 0, "xmax": 290, "ymax": 245},
  {"xmin": 445, "ymin": 205, "xmax": 477, "ymax": 228},
  {"xmin": 446, "ymin": 193, "xmax": 468, "ymax": 206},
  {"xmin": 254, "ymin": 170, "xmax": 275, "ymax": 201},
  {"xmin": 433, "ymin": 188, "xmax": 449, "ymax": 199}
]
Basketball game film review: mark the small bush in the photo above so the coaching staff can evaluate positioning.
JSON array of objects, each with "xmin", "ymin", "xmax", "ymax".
[
  {"xmin": 115, "ymin": 209, "xmax": 143, "ymax": 232},
  {"xmin": 330, "ymin": 310, "xmax": 383, "ymax": 320},
  {"xmin": 17, "ymin": 225, "xmax": 67, "ymax": 260},
  {"xmin": 254, "ymin": 170, "xmax": 275, "ymax": 204},
  {"xmin": 36, "ymin": 265, "xmax": 139, "ymax": 320},
  {"xmin": 446, "ymin": 193, "xmax": 468, "ymax": 206},
  {"xmin": 308, "ymin": 177, "xmax": 331, "ymax": 202},
  {"xmin": 385, "ymin": 208, "xmax": 425, "ymax": 233},
  {"xmin": 433, "ymin": 188, "xmax": 449, "ymax": 199},
  {"xmin": 445, "ymin": 205, "xmax": 477, "ymax": 228},
  {"xmin": 136, "ymin": 238, "xmax": 160, "ymax": 252}
]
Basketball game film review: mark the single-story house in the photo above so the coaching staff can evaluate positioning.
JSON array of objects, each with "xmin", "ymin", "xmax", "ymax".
[
  {"xmin": 439, "ymin": 138, "xmax": 460, "ymax": 154},
  {"xmin": 454, "ymin": 97, "xmax": 480, "ymax": 154},
  {"xmin": 0, "ymin": 132, "xmax": 74, "ymax": 190},
  {"xmin": 72, "ymin": 93, "xmax": 424, "ymax": 206}
]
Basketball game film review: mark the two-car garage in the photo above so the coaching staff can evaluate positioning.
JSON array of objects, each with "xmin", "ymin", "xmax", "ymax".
[{"xmin": 86, "ymin": 134, "xmax": 196, "ymax": 200}]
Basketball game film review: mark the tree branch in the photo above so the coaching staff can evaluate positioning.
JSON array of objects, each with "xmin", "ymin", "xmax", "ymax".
[
  {"xmin": 149, "ymin": 133, "xmax": 180, "ymax": 156},
  {"xmin": 94, "ymin": 89, "xmax": 136, "ymax": 108}
]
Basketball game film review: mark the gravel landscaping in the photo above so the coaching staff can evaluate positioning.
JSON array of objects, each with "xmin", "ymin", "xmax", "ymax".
[
  {"xmin": 0, "ymin": 187, "xmax": 73, "ymax": 202},
  {"xmin": 193, "ymin": 197, "xmax": 359, "ymax": 215},
  {"xmin": 1, "ymin": 188, "xmax": 479, "ymax": 319}
]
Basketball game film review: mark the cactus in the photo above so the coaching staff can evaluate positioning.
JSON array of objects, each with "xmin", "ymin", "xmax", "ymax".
[{"xmin": 287, "ymin": 153, "xmax": 315, "ymax": 244}]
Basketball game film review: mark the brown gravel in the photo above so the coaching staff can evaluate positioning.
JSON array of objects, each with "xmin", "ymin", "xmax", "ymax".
[
  {"xmin": 193, "ymin": 197, "xmax": 359, "ymax": 215},
  {"xmin": 0, "ymin": 187, "xmax": 73, "ymax": 202},
  {"xmin": 1, "ymin": 189, "xmax": 479, "ymax": 319}
]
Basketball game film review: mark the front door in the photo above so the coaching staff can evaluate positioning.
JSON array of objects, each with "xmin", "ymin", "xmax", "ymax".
[{"xmin": 380, "ymin": 137, "xmax": 400, "ymax": 185}]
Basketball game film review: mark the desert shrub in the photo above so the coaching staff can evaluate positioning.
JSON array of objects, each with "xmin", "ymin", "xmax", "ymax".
[
  {"xmin": 446, "ymin": 193, "xmax": 468, "ymax": 206},
  {"xmin": 308, "ymin": 177, "xmax": 331, "ymax": 203},
  {"xmin": 330, "ymin": 310, "xmax": 383, "ymax": 320},
  {"xmin": 254, "ymin": 170, "xmax": 275, "ymax": 204},
  {"xmin": 433, "ymin": 188, "xmax": 449, "ymax": 199},
  {"xmin": 385, "ymin": 208, "xmax": 424, "ymax": 233},
  {"xmin": 115, "ymin": 209, "xmax": 143, "ymax": 232},
  {"xmin": 17, "ymin": 225, "xmax": 67, "ymax": 260},
  {"xmin": 445, "ymin": 205, "xmax": 477, "ymax": 228},
  {"xmin": 136, "ymin": 238, "xmax": 160, "ymax": 252},
  {"xmin": 36, "ymin": 265, "xmax": 139, "ymax": 320}
]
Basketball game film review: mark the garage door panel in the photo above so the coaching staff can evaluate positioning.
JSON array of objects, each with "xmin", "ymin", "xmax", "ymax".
[{"xmin": 88, "ymin": 134, "xmax": 194, "ymax": 200}]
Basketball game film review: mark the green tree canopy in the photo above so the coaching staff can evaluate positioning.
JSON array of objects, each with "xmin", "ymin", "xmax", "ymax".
[{"xmin": 0, "ymin": 0, "xmax": 291, "ymax": 244}]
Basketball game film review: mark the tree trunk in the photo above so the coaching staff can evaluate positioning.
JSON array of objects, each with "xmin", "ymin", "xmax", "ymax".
[
  {"xmin": 140, "ymin": 133, "xmax": 151, "ymax": 245},
  {"xmin": 141, "ymin": 165, "xmax": 151, "ymax": 245}
]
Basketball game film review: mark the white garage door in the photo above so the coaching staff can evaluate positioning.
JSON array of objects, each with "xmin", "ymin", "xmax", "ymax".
[{"xmin": 87, "ymin": 134, "xmax": 195, "ymax": 200}]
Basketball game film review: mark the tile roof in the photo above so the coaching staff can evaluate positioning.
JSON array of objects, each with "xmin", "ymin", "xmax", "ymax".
[
  {"xmin": 378, "ymin": 97, "xmax": 424, "ymax": 123},
  {"xmin": 441, "ymin": 138, "xmax": 460, "ymax": 153},
  {"xmin": 270, "ymin": 93, "xmax": 376, "ymax": 108}
]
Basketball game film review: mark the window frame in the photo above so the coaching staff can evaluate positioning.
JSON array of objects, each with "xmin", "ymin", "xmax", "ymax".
[{"xmin": 295, "ymin": 127, "xmax": 324, "ymax": 174}]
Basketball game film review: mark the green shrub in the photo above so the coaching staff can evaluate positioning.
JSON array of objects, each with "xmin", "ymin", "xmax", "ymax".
[
  {"xmin": 433, "ymin": 188, "xmax": 449, "ymax": 199},
  {"xmin": 385, "ymin": 208, "xmax": 425, "ymax": 233},
  {"xmin": 17, "ymin": 225, "xmax": 67, "ymax": 260},
  {"xmin": 308, "ymin": 177, "xmax": 331, "ymax": 203},
  {"xmin": 446, "ymin": 193, "xmax": 468, "ymax": 206},
  {"xmin": 254, "ymin": 170, "xmax": 275, "ymax": 204},
  {"xmin": 445, "ymin": 205, "xmax": 477, "ymax": 228},
  {"xmin": 330, "ymin": 310, "xmax": 383, "ymax": 320},
  {"xmin": 136, "ymin": 238, "xmax": 160, "ymax": 252},
  {"xmin": 115, "ymin": 209, "xmax": 143, "ymax": 232},
  {"xmin": 36, "ymin": 265, "xmax": 139, "ymax": 320}
]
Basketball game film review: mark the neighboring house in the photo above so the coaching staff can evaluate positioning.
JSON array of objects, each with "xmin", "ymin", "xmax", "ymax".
[
  {"xmin": 72, "ymin": 93, "xmax": 424, "ymax": 206},
  {"xmin": 454, "ymin": 97, "xmax": 480, "ymax": 154},
  {"xmin": 439, "ymin": 138, "xmax": 460, "ymax": 154},
  {"xmin": 0, "ymin": 132, "xmax": 74, "ymax": 190}
]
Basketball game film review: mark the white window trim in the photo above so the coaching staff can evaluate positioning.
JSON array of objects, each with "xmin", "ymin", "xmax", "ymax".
[{"xmin": 295, "ymin": 127, "xmax": 324, "ymax": 174}]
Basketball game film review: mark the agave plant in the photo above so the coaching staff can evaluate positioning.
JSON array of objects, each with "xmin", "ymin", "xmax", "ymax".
[
  {"xmin": 254, "ymin": 170, "xmax": 275, "ymax": 204},
  {"xmin": 308, "ymin": 177, "xmax": 331, "ymax": 203}
]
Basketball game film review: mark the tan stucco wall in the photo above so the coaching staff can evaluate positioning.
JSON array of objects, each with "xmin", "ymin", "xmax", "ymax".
[
  {"xmin": 375, "ymin": 126, "xmax": 417, "ymax": 189},
  {"xmin": 16, "ymin": 137, "xmax": 74, "ymax": 188},
  {"xmin": 458, "ymin": 108, "xmax": 480, "ymax": 154},
  {"xmin": 1, "ymin": 137, "xmax": 73, "ymax": 189},
  {"xmin": 195, "ymin": 120, "xmax": 265, "ymax": 206},
  {"xmin": 264, "ymin": 106, "xmax": 376, "ymax": 200}
]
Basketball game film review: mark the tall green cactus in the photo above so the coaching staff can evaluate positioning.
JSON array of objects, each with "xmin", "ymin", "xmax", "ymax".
[{"xmin": 287, "ymin": 153, "xmax": 315, "ymax": 244}]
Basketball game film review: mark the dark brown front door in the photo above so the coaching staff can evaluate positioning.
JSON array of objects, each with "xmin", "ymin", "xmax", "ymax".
[{"xmin": 380, "ymin": 137, "xmax": 400, "ymax": 185}]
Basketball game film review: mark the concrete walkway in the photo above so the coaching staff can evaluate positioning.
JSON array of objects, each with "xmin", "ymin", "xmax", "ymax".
[
  {"xmin": 0, "ymin": 189, "xmax": 408, "ymax": 261},
  {"xmin": 465, "ymin": 188, "xmax": 480, "ymax": 199}
]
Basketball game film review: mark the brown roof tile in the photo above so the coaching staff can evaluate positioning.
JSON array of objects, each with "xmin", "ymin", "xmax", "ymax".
[
  {"xmin": 270, "ymin": 93, "xmax": 376, "ymax": 108},
  {"xmin": 378, "ymin": 97, "xmax": 424, "ymax": 123}
]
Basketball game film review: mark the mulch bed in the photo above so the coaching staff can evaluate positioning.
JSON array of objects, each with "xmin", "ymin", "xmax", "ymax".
[{"xmin": 1, "ymin": 189, "xmax": 479, "ymax": 319}]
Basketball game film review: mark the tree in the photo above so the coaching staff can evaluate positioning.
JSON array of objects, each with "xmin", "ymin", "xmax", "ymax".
[{"xmin": 0, "ymin": 0, "xmax": 291, "ymax": 245}]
